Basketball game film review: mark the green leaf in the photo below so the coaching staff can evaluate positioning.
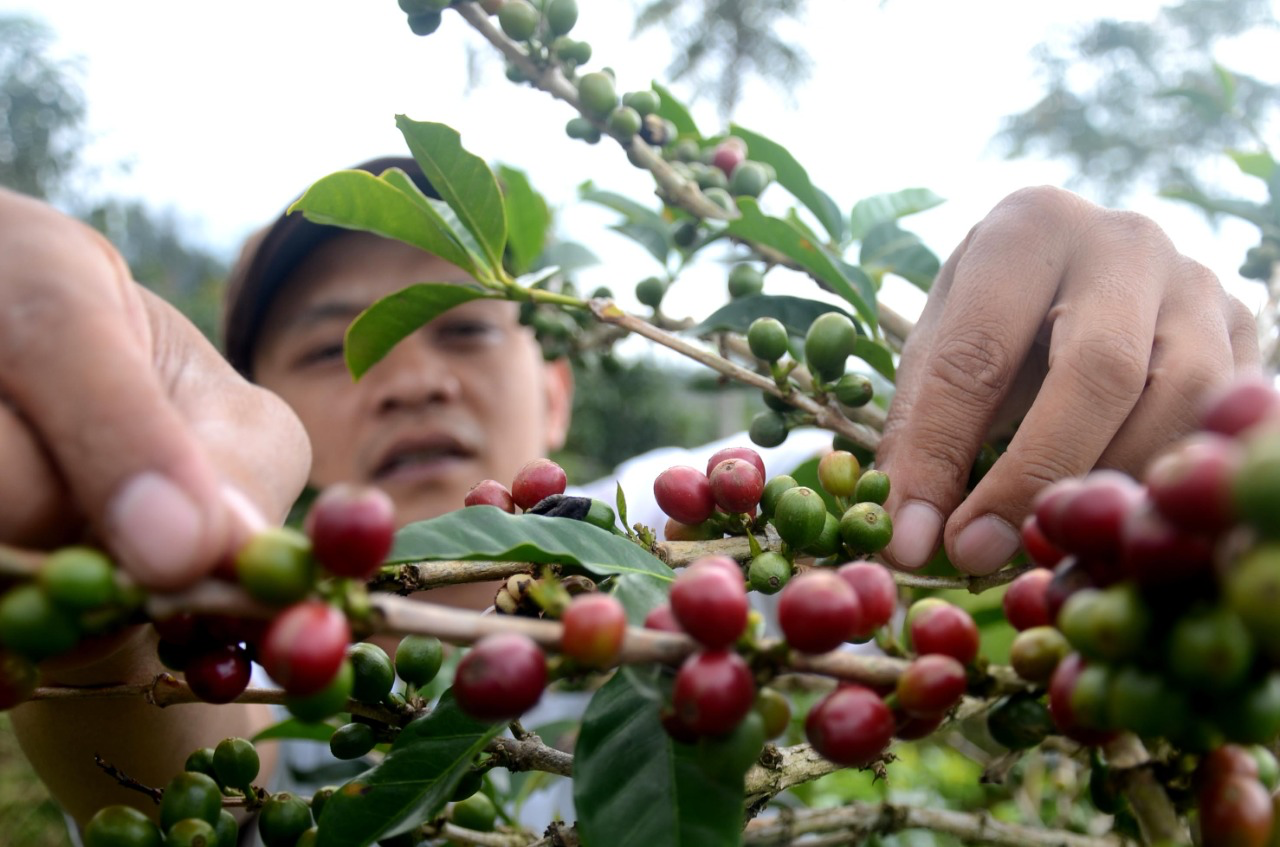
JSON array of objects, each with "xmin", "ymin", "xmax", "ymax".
[
  {"xmin": 315, "ymin": 692, "xmax": 502, "ymax": 847},
  {"xmin": 652, "ymin": 81, "xmax": 701, "ymax": 139},
  {"xmin": 580, "ymin": 183, "xmax": 668, "ymax": 227},
  {"xmin": 854, "ymin": 337, "xmax": 896, "ymax": 381},
  {"xmin": 288, "ymin": 169, "xmax": 478, "ymax": 277},
  {"xmin": 396, "ymin": 116, "xmax": 508, "ymax": 272},
  {"xmin": 849, "ymin": 188, "xmax": 946, "ymax": 242},
  {"xmin": 574, "ymin": 673, "xmax": 745, "ymax": 847},
  {"xmin": 859, "ymin": 221, "xmax": 940, "ymax": 291},
  {"xmin": 724, "ymin": 199, "xmax": 876, "ymax": 329},
  {"xmin": 611, "ymin": 572, "xmax": 668, "ymax": 625},
  {"xmin": 344, "ymin": 283, "xmax": 496, "ymax": 379},
  {"xmin": 251, "ymin": 718, "xmax": 339, "ymax": 743},
  {"xmin": 1229, "ymin": 149, "xmax": 1277, "ymax": 182},
  {"xmin": 535, "ymin": 241, "xmax": 600, "ymax": 274},
  {"xmin": 611, "ymin": 221, "xmax": 672, "ymax": 265},
  {"xmin": 391, "ymin": 507, "xmax": 675, "ymax": 584},
  {"xmin": 690, "ymin": 294, "xmax": 856, "ymax": 339},
  {"xmin": 497, "ymin": 164, "xmax": 551, "ymax": 275},
  {"xmin": 730, "ymin": 124, "xmax": 845, "ymax": 242}
]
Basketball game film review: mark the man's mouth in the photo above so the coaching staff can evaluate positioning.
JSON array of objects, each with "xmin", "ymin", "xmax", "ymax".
[{"xmin": 372, "ymin": 437, "xmax": 476, "ymax": 481}]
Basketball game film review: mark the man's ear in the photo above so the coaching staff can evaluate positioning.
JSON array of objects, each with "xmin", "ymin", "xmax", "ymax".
[{"xmin": 542, "ymin": 357, "xmax": 574, "ymax": 452}]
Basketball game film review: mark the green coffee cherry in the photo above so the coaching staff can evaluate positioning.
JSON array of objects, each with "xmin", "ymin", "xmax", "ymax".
[
  {"xmin": 729, "ymin": 161, "xmax": 770, "ymax": 197},
  {"xmin": 310, "ymin": 787, "xmax": 337, "ymax": 822},
  {"xmin": 703, "ymin": 187, "xmax": 735, "ymax": 213},
  {"xmin": 545, "ymin": 0, "xmax": 577, "ymax": 35},
  {"xmin": 451, "ymin": 792, "xmax": 497, "ymax": 832},
  {"xmin": 696, "ymin": 709, "xmax": 765, "ymax": 777},
  {"xmin": 395, "ymin": 635, "xmax": 444, "ymax": 686},
  {"xmin": 565, "ymin": 116, "xmax": 602, "ymax": 144},
  {"xmin": 606, "ymin": 106, "xmax": 642, "ymax": 141},
  {"xmin": 407, "ymin": 10, "xmax": 444, "ymax": 35},
  {"xmin": 839, "ymin": 502, "xmax": 893, "ymax": 554},
  {"xmin": 695, "ymin": 164, "xmax": 728, "ymax": 191},
  {"xmin": 213, "ymin": 737, "xmax": 260, "ymax": 792},
  {"xmin": 295, "ymin": 829, "xmax": 319, "ymax": 847},
  {"xmin": 854, "ymin": 470, "xmax": 890, "ymax": 505},
  {"xmin": 349, "ymin": 642, "xmax": 396, "ymax": 704},
  {"xmin": 747, "ymin": 317, "xmax": 788, "ymax": 363},
  {"xmin": 285, "ymin": 660, "xmax": 354, "ymax": 724},
  {"xmin": 160, "ymin": 771, "xmax": 223, "ymax": 831},
  {"xmin": 986, "ymin": 694, "xmax": 1055, "ymax": 751},
  {"xmin": 234, "ymin": 527, "xmax": 316, "ymax": 607},
  {"xmin": 747, "ymin": 552, "xmax": 792, "ymax": 595},
  {"xmin": 40, "ymin": 546, "xmax": 116, "ymax": 610},
  {"xmin": 762, "ymin": 390, "xmax": 796, "ymax": 413},
  {"xmin": 451, "ymin": 770, "xmax": 484, "ymax": 803},
  {"xmin": 577, "ymin": 72, "xmax": 618, "ymax": 117},
  {"xmin": 727, "ymin": 264, "xmax": 764, "ymax": 299},
  {"xmin": 833, "ymin": 373, "xmax": 874, "ymax": 408},
  {"xmin": 258, "ymin": 793, "xmax": 313, "ymax": 847},
  {"xmin": 213, "ymin": 810, "xmax": 239, "ymax": 847},
  {"xmin": 84, "ymin": 805, "xmax": 162, "ymax": 847},
  {"xmin": 622, "ymin": 89, "xmax": 660, "ymax": 116},
  {"xmin": 635, "ymin": 276, "xmax": 667, "ymax": 309},
  {"xmin": 497, "ymin": 0, "xmax": 539, "ymax": 40},
  {"xmin": 804, "ymin": 312, "xmax": 857, "ymax": 382},
  {"xmin": 671, "ymin": 219, "xmax": 699, "ymax": 248},
  {"xmin": 330, "ymin": 722, "xmax": 378, "ymax": 760},
  {"xmin": 772, "ymin": 487, "xmax": 827, "ymax": 550},
  {"xmin": 760, "ymin": 475, "xmax": 798, "ymax": 520},
  {"xmin": 754, "ymin": 688, "xmax": 791, "ymax": 739},
  {"xmin": 584, "ymin": 499, "xmax": 618, "ymax": 533},
  {"xmin": 165, "ymin": 819, "xmax": 217, "ymax": 847},
  {"xmin": 0, "ymin": 584, "xmax": 79, "ymax": 660},
  {"xmin": 805, "ymin": 511, "xmax": 842, "ymax": 558},
  {"xmin": 749, "ymin": 411, "xmax": 789, "ymax": 448},
  {"xmin": 183, "ymin": 747, "xmax": 217, "ymax": 781},
  {"xmin": 816, "ymin": 450, "xmax": 860, "ymax": 498}
]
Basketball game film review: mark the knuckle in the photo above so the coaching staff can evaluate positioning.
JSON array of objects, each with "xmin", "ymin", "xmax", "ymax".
[
  {"xmin": 1099, "ymin": 209, "xmax": 1168, "ymax": 247},
  {"xmin": 1060, "ymin": 329, "xmax": 1149, "ymax": 409},
  {"xmin": 926, "ymin": 327, "xmax": 1013, "ymax": 404}
]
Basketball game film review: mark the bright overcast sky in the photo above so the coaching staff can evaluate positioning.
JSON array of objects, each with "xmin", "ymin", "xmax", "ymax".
[{"xmin": 4, "ymin": 0, "xmax": 1278, "ymax": 319}]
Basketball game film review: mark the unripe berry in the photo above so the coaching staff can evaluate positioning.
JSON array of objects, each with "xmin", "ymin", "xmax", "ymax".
[
  {"xmin": 747, "ymin": 317, "xmax": 789, "ymax": 362},
  {"xmin": 259, "ymin": 601, "xmax": 351, "ymax": 696},
  {"xmin": 84, "ymin": 805, "xmax": 162, "ymax": 847},
  {"xmin": 454, "ymin": 633, "xmax": 547, "ymax": 721},
  {"xmin": 160, "ymin": 771, "xmax": 223, "ymax": 831},
  {"xmin": 654, "ymin": 465, "xmax": 716, "ymax": 525},
  {"xmin": 728, "ymin": 160, "xmax": 770, "ymax": 198},
  {"xmin": 285, "ymin": 659, "xmax": 354, "ymax": 723},
  {"xmin": 772, "ymin": 486, "xmax": 828, "ymax": 549},
  {"xmin": 497, "ymin": 0, "xmax": 539, "ymax": 40},
  {"xmin": 760, "ymin": 474, "xmax": 798, "ymax": 519},
  {"xmin": 1009, "ymin": 626, "xmax": 1070, "ymax": 683},
  {"xmin": 577, "ymin": 72, "xmax": 618, "ymax": 117},
  {"xmin": 213, "ymin": 737, "xmax": 260, "ymax": 792},
  {"xmin": 451, "ymin": 791, "xmax": 498, "ymax": 832},
  {"xmin": 833, "ymin": 373, "xmax": 874, "ymax": 407},
  {"xmin": 635, "ymin": 275, "xmax": 667, "ymax": 308},
  {"xmin": 560, "ymin": 593, "xmax": 627, "ymax": 668},
  {"xmin": 544, "ymin": 0, "xmax": 578, "ymax": 35},
  {"xmin": 395, "ymin": 635, "xmax": 444, "ymax": 687},
  {"xmin": 565, "ymin": 116, "xmax": 602, "ymax": 144},
  {"xmin": 747, "ymin": 551, "xmax": 792, "ymax": 595},
  {"xmin": 669, "ymin": 560, "xmax": 748, "ymax": 648},
  {"xmin": 305, "ymin": 484, "xmax": 396, "ymax": 580},
  {"xmin": 258, "ymin": 792, "xmax": 313, "ymax": 847},
  {"xmin": 0, "ymin": 583, "xmax": 78, "ymax": 660},
  {"xmin": 329, "ymin": 722, "xmax": 377, "ymax": 760},
  {"xmin": 511, "ymin": 458, "xmax": 568, "ymax": 510},
  {"xmin": 606, "ymin": 106, "xmax": 642, "ymax": 141},
  {"xmin": 817, "ymin": 450, "xmax": 860, "ymax": 498},
  {"xmin": 805, "ymin": 685, "xmax": 894, "ymax": 767},
  {"xmin": 622, "ymin": 89, "xmax": 660, "ymax": 116},
  {"xmin": 165, "ymin": 818, "xmax": 217, "ymax": 847},
  {"xmin": 39, "ymin": 546, "xmax": 116, "ymax": 610},
  {"xmin": 671, "ymin": 649, "xmax": 755, "ymax": 736},
  {"xmin": 749, "ymin": 410, "xmax": 789, "ymax": 448},
  {"xmin": 407, "ymin": 10, "xmax": 443, "ymax": 35},
  {"xmin": 754, "ymin": 687, "xmax": 792, "ymax": 739},
  {"xmin": 853, "ymin": 469, "xmax": 890, "ymax": 505},
  {"xmin": 727, "ymin": 264, "xmax": 764, "ymax": 298},
  {"xmin": 839, "ymin": 502, "xmax": 893, "ymax": 555},
  {"xmin": 0, "ymin": 649, "xmax": 38, "ymax": 711},
  {"xmin": 234, "ymin": 527, "xmax": 316, "ymax": 606},
  {"xmin": 348, "ymin": 641, "xmax": 396, "ymax": 704},
  {"xmin": 709, "ymin": 458, "xmax": 765, "ymax": 514},
  {"xmin": 777, "ymin": 570, "xmax": 862, "ymax": 654},
  {"xmin": 804, "ymin": 312, "xmax": 856, "ymax": 382}
]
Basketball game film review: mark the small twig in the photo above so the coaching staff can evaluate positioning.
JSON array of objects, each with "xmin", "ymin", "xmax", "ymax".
[
  {"xmin": 485, "ymin": 735, "xmax": 573, "ymax": 777},
  {"xmin": 890, "ymin": 562, "xmax": 1034, "ymax": 594},
  {"xmin": 94, "ymin": 754, "xmax": 163, "ymax": 804},
  {"xmin": 1103, "ymin": 734, "xmax": 1186, "ymax": 844},
  {"xmin": 369, "ymin": 560, "xmax": 533, "ymax": 593},
  {"xmin": 440, "ymin": 823, "xmax": 533, "ymax": 847}
]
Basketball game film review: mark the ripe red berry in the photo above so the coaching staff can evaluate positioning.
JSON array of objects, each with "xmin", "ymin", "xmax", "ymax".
[
  {"xmin": 817, "ymin": 451, "xmax": 861, "ymax": 498},
  {"xmin": 896, "ymin": 654, "xmax": 967, "ymax": 717},
  {"xmin": 511, "ymin": 459, "xmax": 568, "ymax": 510},
  {"xmin": 1044, "ymin": 557, "xmax": 1096, "ymax": 623},
  {"xmin": 805, "ymin": 685, "xmax": 894, "ymax": 767},
  {"xmin": 1119, "ymin": 497, "xmax": 1214, "ymax": 585},
  {"xmin": 305, "ymin": 484, "xmax": 396, "ymax": 580},
  {"xmin": 708, "ymin": 458, "xmax": 765, "ymax": 514},
  {"xmin": 560, "ymin": 593, "xmax": 627, "ymax": 668},
  {"xmin": 454, "ymin": 633, "xmax": 547, "ymax": 721},
  {"xmin": 836, "ymin": 561, "xmax": 897, "ymax": 639},
  {"xmin": 1144, "ymin": 433, "xmax": 1239, "ymax": 533},
  {"xmin": 1201, "ymin": 377, "xmax": 1280, "ymax": 437},
  {"xmin": 259, "ymin": 601, "xmax": 351, "ymax": 696},
  {"xmin": 893, "ymin": 710, "xmax": 946, "ymax": 741},
  {"xmin": 654, "ymin": 466, "xmax": 716, "ymax": 525},
  {"xmin": 669, "ymin": 560, "xmax": 748, "ymax": 648},
  {"xmin": 1054, "ymin": 471, "xmax": 1144, "ymax": 559},
  {"xmin": 671, "ymin": 649, "xmax": 755, "ymax": 736},
  {"xmin": 1019, "ymin": 514, "xmax": 1065, "ymax": 567},
  {"xmin": 1047, "ymin": 652, "xmax": 1115, "ymax": 745},
  {"xmin": 1197, "ymin": 744, "xmax": 1262, "ymax": 793},
  {"xmin": 1002, "ymin": 568, "xmax": 1053, "ymax": 631},
  {"xmin": 711, "ymin": 139, "xmax": 747, "ymax": 177},
  {"xmin": 1032, "ymin": 478, "xmax": 1086, "ymax": 548},
  {"xmin": 464, "ymin": 479, "xmax": 517, "ymax": 512},
  {"xmin": 662, "ymin": 517, "xmax": 719, "ymax": 541},
  {"xmin": 643, "ymin": 603, "xmax": 682, "ymax": 633},
  {"xmin": 185, "ymin": 643, "xmax": 252, "ymax": 704},
  {"xmin": 689, "ymin": 554, "xmax": 743, "ymax": 583},
  {"xmin": 705, "ymin": 446, "xmax": 765, "ymax": 481},
  {"xmin": 777, "ymin": 570, "xmax": 862, "ymax": 654},
  {"xmin": 1197, "ymin": 773, "xmax": 1274, "ymax": 847},
  {"xmin": 908, "ymin": 599, "xmax": 979, "ymax": 665}
]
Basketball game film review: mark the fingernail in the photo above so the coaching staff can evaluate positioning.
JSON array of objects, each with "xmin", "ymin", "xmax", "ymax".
[
  {"xmin": 887, "ymin": 501, "xmax": 942, "ymax": 569},
  {"xmin": 107, "ymin": 472, "xmax": 204, "ymax": 589},
  {"xmin": 953, "ymin": 515, "xmax": 1021, "ymax": 575}
]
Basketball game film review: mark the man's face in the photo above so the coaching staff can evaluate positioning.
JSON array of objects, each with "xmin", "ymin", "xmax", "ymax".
[{"xmin": 251, "ymin": 231, "xmax": 573, "ymax": 527}]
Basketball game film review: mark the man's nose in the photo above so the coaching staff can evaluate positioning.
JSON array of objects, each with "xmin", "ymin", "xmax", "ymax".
[{"xmin": 367, "ymin": 336, "xmax": 463, "ymax": 413}]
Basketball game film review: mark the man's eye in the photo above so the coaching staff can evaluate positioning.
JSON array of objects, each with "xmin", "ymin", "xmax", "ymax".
[
  {"xmin": 299, "ymin": 343, "xmax": 345, "ymax": 365},
  {"xmin": 436, "ymin": 321, "xmax": 501, "ymax": 343}
]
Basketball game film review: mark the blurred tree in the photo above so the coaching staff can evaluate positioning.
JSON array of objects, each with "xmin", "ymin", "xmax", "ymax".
[
  {"xmin": 0, "ymin": 15, "xmax": 86, "ymax": 202},
  {"xmin": 996, "ymin": 0, "xmax": 1280, "ymax": 205},
  {"xmin": 632, "ymin": 0, "xmax": 811, "ymax": 120}
]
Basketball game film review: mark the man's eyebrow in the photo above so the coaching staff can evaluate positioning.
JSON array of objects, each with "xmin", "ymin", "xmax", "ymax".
[{"xmin": 281, "ymin": 301, "xmax": 365, "ymax": 332}]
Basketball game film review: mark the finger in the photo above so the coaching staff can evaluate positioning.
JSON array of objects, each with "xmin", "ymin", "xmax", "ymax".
[
  {"xmin": 0, "ymin": 400, "xmax": 80, "ymax": 546},
  {"xmin": 1226, "ymin": 293, "xmax": 1262, "ymax": 376},
  {"xmin": 0, "ymin": 221, "xmax": 228, "ymax": 590},
  {"xmin": 941, "ymin": 220, "xmax": 1170, "ymax": 574},
  {"xmin": 877, "ymin": 188, "xmax": 1085, "ymax": 569}
]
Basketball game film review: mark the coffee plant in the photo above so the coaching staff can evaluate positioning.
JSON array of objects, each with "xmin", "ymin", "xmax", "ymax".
[{"xmin": 3, "ymin": 2, "xmax": 1280, "ymax": 846}]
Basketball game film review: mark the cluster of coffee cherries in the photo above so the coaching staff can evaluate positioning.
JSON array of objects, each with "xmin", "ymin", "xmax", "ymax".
[
  {"xmin": 746, "ymin": 311, "xmax": 876, "ymax": 450},
  {"xmin": 654, "ymin": 445, "xmax": 893, "ymax": 593},
  {"xmin": 0, "ymin": 546, "xmax": 144, "ymax": 709},
  {"xmin": 464, "ymin": 457, "xmax": 618, "ymax": 533}
]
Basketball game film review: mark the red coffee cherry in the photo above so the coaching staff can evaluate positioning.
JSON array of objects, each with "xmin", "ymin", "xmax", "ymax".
[
  {"xmin": 805, "ymin": 685, "xmax": 894, "ymax": 767},
  {"xmin": 893, "ymin": 710, "xmax": 946, "ymax": 741},
  {"xmin": 662, "ymin": 517, "xmax": 720, "ymax": 541},
  {"xmin": 1197, "ymin": 773, "xmax": 1274, "ymax": 847},
  {"xmin": 1200, "ymin": 377, "xmax": 1280, "ymax": 437},
  {"xmin": 836, "ymin": 561, "xmax": 898, "ymax": 639},
  {"xmin": 777, "ymin": 570, "xmax": 862, "ymax": 654},
  {"xmin": 896, "ymin": 654, "xmax": 967, "ymax": 718},
  {"xmin": 1144, "ymin": 433, "xmax": 1240, "ymax": 533},
  {"xmin": 1044, "ymin": 557, "xmax": 1097, "ymax": 624},
  {"xmin": 711, "ymin": 139, "xmax": 747, "ymax": 177},
  {"xmin": 454, "ymin": 633, "xmax": 547, "ymax": 721},
  {"xmin": 511, "ymin": 458, "xmax": 568, "ymax": 510},
  {"xmin": 1019, "ymin": 515, "xmax": 1065, "ymax": 567},
  {"xmin": 560, "ymin": 593, "xmax": 627, "ymax": 668},
  {"xmin": 464, "ymin": 479, "xmax": 517, "ymax": 513},
  {"xmin": 1054, "ymin": 471, "xmax": 1144, "ymax": 559},
  {"xmin": 1002, "ymin": 568, "xmax": 1053, "ymax": 631},
  {"xmin": 671, "ymin": 649, "xmax": 755, "ymax": 736},
  {"xmin": 669, "ymin": 560, "xmax": 748, "ymax": 648},
  {"xmin": 643, "ymin": 603, "xmax": 682, "ymax": 634},
  {"xmin": 705, "ymin": 446, "xmax": 765, "ymax": 480},
  {"xmin": 908, "ymin": 599, "xmax": 979, "ymax": 665},
  {"xmin": 708, "ymin": 458, "xmax": 765, "ymax": 514},
  {"xmin": 1047, "ymin": 652, "xmax": 1115, "ymax": 745},
  {"xmin": 1197, "ymin": 744, "xmax": 1262, "ymax": 793},
  {"xmin": 259, "ymin": 601, "xmax": 351, "ymax": 696},
  {"xmin": 305, "ymin": 484, "xmax": 396, "ymax": 580},
  {"xmin": 1119, "ymin": 498, "xmax": 1214, "ymax": 586},
  {"xmin": 185, "ymin": 643, "xmax": 252, "ymax": 705},
  {"xmin": 654, "ymin": 466, "xmax": 716, "ymax": 525}
]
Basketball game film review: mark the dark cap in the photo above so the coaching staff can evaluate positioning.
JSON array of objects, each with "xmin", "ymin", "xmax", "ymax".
[{"xmin": 222, "ymin": 155, "xmax": 438, "ymax": 378}]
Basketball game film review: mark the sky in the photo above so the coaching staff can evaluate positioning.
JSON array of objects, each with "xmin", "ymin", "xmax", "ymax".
[{"xmin": 5, "ymin": 0, "xmax": 1279, "ymax": 323}]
